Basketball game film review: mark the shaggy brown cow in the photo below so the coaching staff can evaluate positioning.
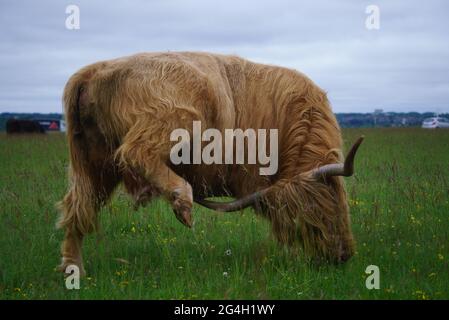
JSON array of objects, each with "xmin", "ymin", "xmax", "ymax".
[{"xmin": 57, "ymin": 52, "xmax": 363, "ymax": 275}]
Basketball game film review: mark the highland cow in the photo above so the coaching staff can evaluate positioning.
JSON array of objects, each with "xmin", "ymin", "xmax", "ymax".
[{"xmin": 57, "ymin": 52, "xmax": 363, "ymax": 275}]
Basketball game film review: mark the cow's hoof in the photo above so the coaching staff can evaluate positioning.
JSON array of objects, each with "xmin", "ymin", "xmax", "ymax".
[
  {"xmin": 57, "ymin": 258, "xmax": 86, "ymax": 277},
  {"xmin": 173, "ymin": 205, "xmax": 192, "ymax": 228},
  {"xmin": 172, "ymin": 198, "xmax": 193, "ymax": 228},
  {"xmin": 171, "ymin": 186, "xmax": 193, "ymax": 228}
]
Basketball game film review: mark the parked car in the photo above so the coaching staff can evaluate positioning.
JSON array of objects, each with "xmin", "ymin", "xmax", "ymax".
[{"xmin": 422, "ymin": 117, "xmax": 449, "ymax": 129}]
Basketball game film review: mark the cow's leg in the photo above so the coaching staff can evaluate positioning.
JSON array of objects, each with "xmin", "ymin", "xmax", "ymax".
[
  {"xmin": 122, "ymin": 169, "xmax": 161, "ymax": 210},
  {"xmin": 59, "ymin": 226, "xmax": 84, "ymax": 276},
  {"xmin": 148, "ymin": 161, "xmax": 193, "ymax": 227},
  {"xmin": 117, "ymin": 120, "xmax": 194, "ymax": 227},
  {"xmin": 122, "ymin": 156, "xmax": 193, "ymax": 227},
  {"xmin": 57, "ymin": 166, "xmax": 119, "ymax": 275}
]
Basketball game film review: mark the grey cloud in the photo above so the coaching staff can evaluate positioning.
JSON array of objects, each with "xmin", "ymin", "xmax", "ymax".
[{"xmin": 0, "ymin": 0, "xmax": 448, "ymax": 113}]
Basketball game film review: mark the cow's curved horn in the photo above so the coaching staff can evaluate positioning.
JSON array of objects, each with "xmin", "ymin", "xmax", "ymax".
[
  {"xmin": 195, "ymin": 136, "xmax": 364, "ymax": 212},
  {"xmin": 194, "ymin": 188, "xmax": 270, "ymax": 212},
  {"xmin": 311, "ymin": 136, "xmax": 364, "ymax": 179}
]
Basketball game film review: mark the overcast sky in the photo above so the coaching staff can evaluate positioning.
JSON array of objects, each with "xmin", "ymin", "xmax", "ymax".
[{"xmin": 1, "ymin": 0, "xmax": 448, "ymax": 113}]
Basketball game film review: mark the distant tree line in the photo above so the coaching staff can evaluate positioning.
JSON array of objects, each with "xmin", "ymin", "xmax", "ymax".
[
  {"xmin": 335, "ymin": 112, "xmax": 449, "ymax": 128},
  {"xmin": 0, "ymin": 112, "xmax": 448, "ymax": 131}
]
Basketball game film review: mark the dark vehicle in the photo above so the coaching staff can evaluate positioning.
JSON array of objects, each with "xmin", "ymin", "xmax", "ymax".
[{"xmin": 6, "ymin": 119, "xmax": 46, "ymax": 134}]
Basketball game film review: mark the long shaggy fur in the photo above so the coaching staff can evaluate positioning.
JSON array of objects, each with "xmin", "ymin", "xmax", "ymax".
[{"xmin": 58, "ymin": 52, "xmax": 355, "ymax": 269}]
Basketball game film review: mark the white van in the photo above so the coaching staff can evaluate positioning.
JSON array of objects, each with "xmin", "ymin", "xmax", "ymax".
[{"xmin": 422, "ymin": 117, "xmax": 449, "ymax": 129}]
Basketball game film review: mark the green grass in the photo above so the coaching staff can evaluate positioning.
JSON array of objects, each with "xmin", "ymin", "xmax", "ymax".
[{"xmin": 0, "ymin": 128, "xmax": 448, "ymax": 299}]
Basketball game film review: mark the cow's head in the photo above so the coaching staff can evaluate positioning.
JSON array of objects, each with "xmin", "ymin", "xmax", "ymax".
[{"xmin": 195, "ymin": 136, "xmax": 364, "ymax": 263}]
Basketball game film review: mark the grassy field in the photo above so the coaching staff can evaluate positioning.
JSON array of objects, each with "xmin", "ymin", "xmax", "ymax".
[{"xmin": 0, "ymin": 128, "xmax": 448, "ymax": 300}]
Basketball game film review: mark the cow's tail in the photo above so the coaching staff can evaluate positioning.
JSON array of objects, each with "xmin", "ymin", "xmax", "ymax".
[
  {"xmin": 62, "ymin": 66, "xmax": 94, "ymax": 172},
  {"xmin": 56, "ymin": 66, "xmax": 99, "ymax": 234}
]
